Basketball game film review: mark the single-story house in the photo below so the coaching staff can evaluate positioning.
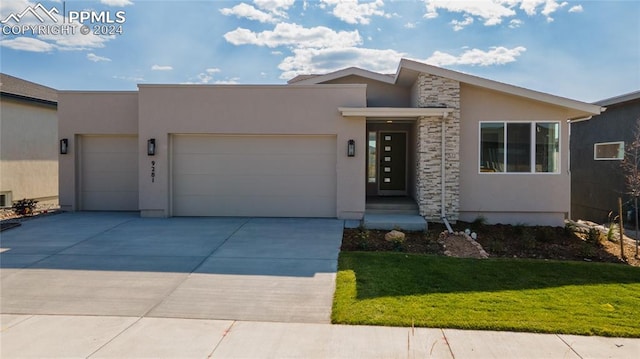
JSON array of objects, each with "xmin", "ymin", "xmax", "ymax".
[
  {"xmin": 571, "ymin": 90, "xmax": 640, "ymax": 223},
  {"xmin": 0, "ymin": 73, "xmax": 58, "ymax": 208},
  {"xmin": 58, "ymin": 59, "xmax": 603, "ymax": 226}
]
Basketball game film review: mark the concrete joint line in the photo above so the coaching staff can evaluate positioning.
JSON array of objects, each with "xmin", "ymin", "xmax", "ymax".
[
  {"xmin": 86, "ymin": 316, "xmax": 144, "ymax": 358},
  {"xmin": 138, "ymin": 218, "xmax": 252, "ymax": 318},
  {"xmin": 15, "ymin": 217, "xmax": 139, "ymax": 272},
  {"xmin": 207, "ymin": 320, "xmax": 237, "ymax": 358},
  {"xmin": 440, "ymin": 328, "xmax": 456, "ymax": 359},
  {"xmin": 556, "ymin": 334, "xmax": 584, "ymax": 359}
]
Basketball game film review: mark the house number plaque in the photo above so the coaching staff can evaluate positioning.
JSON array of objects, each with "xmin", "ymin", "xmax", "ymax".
[{"xmin": 151, "ymin": 160, "xmax": 156, "ymax": 183}]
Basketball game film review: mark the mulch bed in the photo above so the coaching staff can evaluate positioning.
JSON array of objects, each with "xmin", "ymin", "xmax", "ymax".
[{"xmin": 342, "ymin": 222, "xmax": 640, "ymax": 266}]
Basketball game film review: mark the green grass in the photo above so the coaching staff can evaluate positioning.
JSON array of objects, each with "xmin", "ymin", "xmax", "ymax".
[{"xmin": 332, "ymin": 252, "xmax": 640, "ymax": 337}]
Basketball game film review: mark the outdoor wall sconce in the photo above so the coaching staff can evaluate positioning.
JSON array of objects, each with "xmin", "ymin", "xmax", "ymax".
[
  {"xmin": 59, "ymin": 139, "xmax": 68, "ymax": 154},
  {"xmin": 347, "ymin": 139, "xmax": 355, "ymax": 157},
  {"xmin": 147, "ymin": 138, "xmax": 156, "ymax": 156}
]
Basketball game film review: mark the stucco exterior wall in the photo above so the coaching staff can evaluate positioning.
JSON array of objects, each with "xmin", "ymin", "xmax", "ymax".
[
  {"xmin": 412, "ymin": 73, "xmax": 461, "ymax": 221},
  {"xmin": 136, "ymin": 84, "xmax": 367, "ymax": 218},
  {"xmin": 57, "ymin": 92, "xmax": 138, "ymax": 211},
  {"xmin": 322, "ymin": 75, "xmax": 410, "ymax": 107},
  {"xmin": 0, "ymin": 98, "xmax": 58, "ymax": 205},
  {"xmin": 458, "ymin": 84, "xmax": 572, "ymax": 226}
]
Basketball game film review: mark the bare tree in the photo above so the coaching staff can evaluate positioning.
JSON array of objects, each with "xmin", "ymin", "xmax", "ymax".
[{"xmin": 621, "ymin": 118, "xmax": 640, "ymax": 258}]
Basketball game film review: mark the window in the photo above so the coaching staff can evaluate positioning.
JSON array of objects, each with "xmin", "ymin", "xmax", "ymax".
[
  {"xmin": 594, "ymin": 141, "xmax": 624, "ymax": 160},
  {"xmin": 0, "ymin": 191, "xmax": 11, "ymax": 208},
  {"xmin": 367, "ymin": 131, "xmax": 376, "ymax": 183},
  {"xmin": 480, "ymin": 122, "xmax": 560, "ymax": 173}
]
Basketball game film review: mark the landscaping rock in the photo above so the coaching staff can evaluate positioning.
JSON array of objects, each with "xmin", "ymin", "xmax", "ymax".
[{"xmin": 384, "ymin": 230, "xmax": 405, "ymax": 242}]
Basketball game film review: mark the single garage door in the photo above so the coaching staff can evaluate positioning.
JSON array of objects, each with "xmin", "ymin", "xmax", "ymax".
[
  {"xmin": 172, "ymin": 135, "xmax": 337, "ymax": 217},
  {"xmin": 80, "ymin": 135, "xmax": 138, "ymax": 211}
]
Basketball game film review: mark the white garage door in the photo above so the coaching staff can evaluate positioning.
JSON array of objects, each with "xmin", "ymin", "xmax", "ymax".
[
  {"xmin": 80, "ymin": 135, "xmax": 138, "ymax": 211},
  {"xmin": 172, "ymin": 135, "xmax": 337, "ymax": 217}
]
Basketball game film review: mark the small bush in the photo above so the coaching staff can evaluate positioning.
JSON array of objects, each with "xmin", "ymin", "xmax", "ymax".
[
  {"xmin": 356, "ymin": 227, "xmax": 370, "ymax": 250},
  {"xmin": 520, "ymin": 229, "xmax": 537, "ymax": 250},
  {"xmin": 471, "ymin": 215, "xmax": 487, "ymax": 229},
  {"xmin": 12, "ymin": 198, "xmax": 38, "ymax": 216},
  {"xmin": 586, "ymin": 228, "xmax": 604, "ymax": 244}
]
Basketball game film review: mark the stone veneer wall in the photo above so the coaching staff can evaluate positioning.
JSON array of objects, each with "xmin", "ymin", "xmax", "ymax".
[{"xmin": 412, "ymin": 73, "xmax": 460, "ymax": 221}]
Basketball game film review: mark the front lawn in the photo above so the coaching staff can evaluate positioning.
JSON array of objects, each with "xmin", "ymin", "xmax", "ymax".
[{"xmin": 333, "ymin": 252, "xmax": 640, "ymax": 337}]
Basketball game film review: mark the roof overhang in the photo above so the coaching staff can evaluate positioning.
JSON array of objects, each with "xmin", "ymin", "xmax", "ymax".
[{"xmin": 339, "ymin": 107, "xmax": 454, "ymax": 118}]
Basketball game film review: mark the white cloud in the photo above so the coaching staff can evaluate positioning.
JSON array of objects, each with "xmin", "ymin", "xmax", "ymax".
[
  {"xmin": 151, "ymin": 65, "xmax": 173, "ymax": 71},
  {"xmin": 87, "ymin": 53, "xmax": 111, "ymax": 62},
  {"xmin": 424, "ymin": 0, "xmax": 574, "ymax": 28},
  {"xmin": 0, "ymin": 36, "xmax": 54, "ymax": 52},
  {"xmin": 404, "ymin": 22, "xmax": 417, "ymax": 29},
  {"xmin": 568, "ymin": 4, "xmax": 583, "ymax": 13},
  {"xmin": 206, "ymin": 68, "xmax": 221, "ymax": 73},
  {"xmin": 224, "ymin": 23, "xmax": 362, "ymax": 48},
  {"xmin": 279, "ymin": 46, "xmax": 404, "ymax": 79},
  {"xmin": 214, "ymin": 78, "xmax": 240, "ymax": 84},
  {"xmin": 113, "ymin": 75, "xmax": 144, "ymax": 82},
  {"xmin": 254, "ymin": 0, "xmax": 295, "ymax": 16},
  {"xmin": 424, "ymin": 0, "xmax": 516, "ymax": 26},
  {"xmin": 425, "ymin": 46, "xmax": 527, "ymax": 66},
  {"xmin": 519, "ymin": 0, "xmax": 567, "ymax": 21},
  {"xmin": 321, "ymin": 0, "xmax": 387, "ymax": 25},
  {"xmin": 451, "ymin": 16, "xmax": 474, "ymax": 31},
  {"xmin": 99, "ymin": 0, "xmax": 133, "ymax": 6},
  {"xmin": 220, "ymin": 3, "xmax": 277, "ymax": 23},
  {"xmin": 508, "ymin": 18, "xmax": 523, "ymax": 28}
]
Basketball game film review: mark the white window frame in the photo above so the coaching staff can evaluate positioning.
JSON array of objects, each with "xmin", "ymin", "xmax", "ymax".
[
  {"xmin": 0, "ymin": 191, "xmax": 12, "ymax": 208},
  {"xmin": 479, "ymin": 121, "xmax": 561, "ymax": 174},
  {"xmin": 593, "ymin": 141, "xmax": 624, "ymax": 161}
]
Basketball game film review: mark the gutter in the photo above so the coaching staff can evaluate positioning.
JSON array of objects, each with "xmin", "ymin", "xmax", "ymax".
[{"xmin": 440, "ymin": 114, "xmax": 454, "ymax": 234}]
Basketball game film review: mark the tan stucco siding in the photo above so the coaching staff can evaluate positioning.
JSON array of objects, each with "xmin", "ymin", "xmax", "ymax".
[
  {"xmin": 458, "ymin": 84, "xmax": 572, "ymax": 226},
  {"xmin": 137, "ymin": 84, "xmax": 366, "ymax": 218},
  {"xmin": 58, "ymin": 92, "xmax": 138, "ymax": 211},
  {"xmin": 321, "ymin": 75, "xmax": 410, "ymax": 107},
  {"xmin": 0, "ymin": 99, "xmax": 58, "ymax": 204}
]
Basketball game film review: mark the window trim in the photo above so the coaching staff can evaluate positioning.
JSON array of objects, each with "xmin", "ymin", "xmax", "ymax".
[
  {"xmin": 593, "ymin": 141, "xmax": 624, "ymax": 161},
  {"xmin": 478, "ymin": 121, "xmax": 561, "ymax": 175}
]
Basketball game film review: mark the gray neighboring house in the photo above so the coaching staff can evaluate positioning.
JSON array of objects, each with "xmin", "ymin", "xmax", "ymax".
[
  {"xmin": 571, "ymin": 90, "xmax": 640, "ymax": 223},
  {"xmin": 0, "ymin": 74, "xmax": 58, "ymax": 208},
  {"xmin": 58, "ymin": 59, "xmax": 603, "ymax": 226}
]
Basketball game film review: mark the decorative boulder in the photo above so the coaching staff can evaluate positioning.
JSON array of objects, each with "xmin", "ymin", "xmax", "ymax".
[{"xmin": 385, "ymin": 230, "xmax": 406, "ymax": 243}]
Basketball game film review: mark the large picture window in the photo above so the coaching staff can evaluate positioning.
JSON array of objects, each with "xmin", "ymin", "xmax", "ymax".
[{"xmin": 480, "ymin": 122, "xmax": 560, "ymax": 173}]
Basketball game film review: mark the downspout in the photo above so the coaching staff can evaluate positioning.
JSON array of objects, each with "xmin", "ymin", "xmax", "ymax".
[{"xmin": 441, "ymin": 112, "xmax": 454, "ymax": 233}]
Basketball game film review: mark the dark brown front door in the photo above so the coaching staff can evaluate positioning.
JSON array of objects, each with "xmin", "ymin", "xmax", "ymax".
[{"xmin": 378, "ymin": 132, "xmax": 406, "ymax": 194}]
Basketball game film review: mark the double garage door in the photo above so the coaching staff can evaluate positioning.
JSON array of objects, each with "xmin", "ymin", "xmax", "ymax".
[{"xmin": 172, "ymin": 135, "xmax": 337, "ymax": 217}]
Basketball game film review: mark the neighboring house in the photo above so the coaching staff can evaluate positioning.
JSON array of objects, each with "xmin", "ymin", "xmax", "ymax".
[
  {"xmin": 0, "ymin": 73, "xmax": 58, "ymax": 208},
  {"xmin": 571, "ymin": 91, "xmax": 640, "ymax": 223},
  {"xmin": 58, "ymin": 59, "xmax": 602, "ymax": 226}
]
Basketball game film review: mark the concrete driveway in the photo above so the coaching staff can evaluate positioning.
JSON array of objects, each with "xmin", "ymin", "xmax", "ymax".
[{"xmin": 0, "ymin": 213, "xmax": 344, "ymax": 323}]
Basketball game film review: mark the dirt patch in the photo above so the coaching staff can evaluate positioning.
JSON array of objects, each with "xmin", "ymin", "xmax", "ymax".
[
  {"xmin": 342, "ymin": 222, "xmax": 640, "ymax": 267},
  {"xmin": 438, "ymin": 232, "xmax": 489, "ymax": 259}
]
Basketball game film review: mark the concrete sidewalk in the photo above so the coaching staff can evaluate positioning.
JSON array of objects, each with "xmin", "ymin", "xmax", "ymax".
[{"xmin": 1, "ymin": 314, "xmax": 638, "ymax": 358}]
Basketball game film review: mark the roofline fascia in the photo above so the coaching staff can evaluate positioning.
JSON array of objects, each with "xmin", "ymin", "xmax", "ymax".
[
  {"xmin": 594, "ymin": 90, "xmax": 640, "ymax": 106},
  {"xmin": 398, "ymin": 58, "xmax": 603, "ymax": 115},
  {"xmin": 0, "ymin": 92, "xmax": 57, "ymax": 107},
  {"xmin": 289, "ymin": 67, "xmax": 395, "ymax": 86}
]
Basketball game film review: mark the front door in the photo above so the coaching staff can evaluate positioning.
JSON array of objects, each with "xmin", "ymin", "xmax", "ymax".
[{"xmin": 378, "ymin": 132, "xmax": 407, "ymax": 195}]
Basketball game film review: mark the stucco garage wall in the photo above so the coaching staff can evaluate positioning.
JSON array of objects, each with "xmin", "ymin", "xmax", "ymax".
[
  {"xmin": 458, "ymin": 84, "xmax": 572, "ymax": 226},
  {"xmin": 0, "ymin": 99, "xmax": 58, "ymax": 204},
  {"xmin": 137, "ymin": 84, "xmax": 367, "ymax": 218},
  {"xmin": 58, "ymin": 92, "xmax": 138, "ymax": 211}
]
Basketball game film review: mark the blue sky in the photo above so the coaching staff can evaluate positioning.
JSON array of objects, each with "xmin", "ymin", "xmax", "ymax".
[{"xmin": 1, "ymin": 0, "xmax": 638, "ymax": 102}]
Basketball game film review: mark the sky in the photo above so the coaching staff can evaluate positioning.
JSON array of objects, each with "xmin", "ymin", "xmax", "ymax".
[{"xmin": 0, "ymin": 0, "xmax": 638, "ymax": 103}]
